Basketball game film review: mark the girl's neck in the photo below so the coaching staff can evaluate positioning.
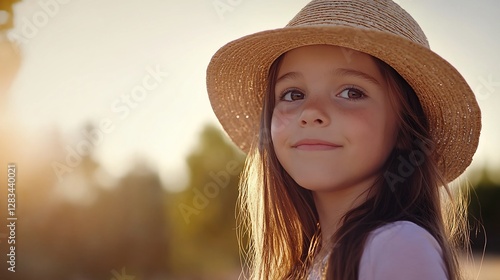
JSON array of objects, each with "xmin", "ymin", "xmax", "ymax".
[{"xmin": 313, "ymin": 181, "xmax": 375, "ymax": 247}]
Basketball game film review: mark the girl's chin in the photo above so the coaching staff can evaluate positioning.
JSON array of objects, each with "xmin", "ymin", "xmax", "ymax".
[{"xmin": 295, "ymin": 181, "xmax": 347, "ymax": 193}]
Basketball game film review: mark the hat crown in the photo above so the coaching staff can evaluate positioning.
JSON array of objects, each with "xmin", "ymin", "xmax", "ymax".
[{"xmin": 287, "ymin": 0, "xmax": 429, "ymax": 48}]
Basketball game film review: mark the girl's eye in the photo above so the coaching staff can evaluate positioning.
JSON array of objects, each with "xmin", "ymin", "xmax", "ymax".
[
  {"xmin": 337, "ymin": 87, "xmax": 366, "ymax": 100},
  {"xmin": 280, "ymin": 89, "xmax": 305, "ymax": 102}
]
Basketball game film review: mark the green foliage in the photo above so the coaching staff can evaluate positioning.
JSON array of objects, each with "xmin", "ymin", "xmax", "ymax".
[{"xmin": 167, "ymin": 124, "xmax": 245, "ymax": 277}]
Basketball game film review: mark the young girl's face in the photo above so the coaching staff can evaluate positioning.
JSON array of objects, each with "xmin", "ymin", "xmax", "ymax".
[{"xmin": 271, "ymin": 45, "xmax": 399, "ymax": 193}]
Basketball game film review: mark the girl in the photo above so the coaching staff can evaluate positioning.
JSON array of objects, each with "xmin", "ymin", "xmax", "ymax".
[{"xmin": 206, "ymin": 0, "xmax": 481, "ymax": 279}]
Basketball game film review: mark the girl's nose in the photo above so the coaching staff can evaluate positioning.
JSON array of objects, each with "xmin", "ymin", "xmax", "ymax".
[{"xmin": 299, "ymin": 98, "xmax": 330, "ymax": 127}]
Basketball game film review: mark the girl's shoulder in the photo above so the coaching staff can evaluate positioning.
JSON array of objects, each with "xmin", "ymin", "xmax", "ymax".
[
  {"xmin": 364, "ymin": 221, "xmax": 441, "ymax": 249},
  {"xmin": 359, "ymin": 221, "xmax": 448, "ymax": 280}
]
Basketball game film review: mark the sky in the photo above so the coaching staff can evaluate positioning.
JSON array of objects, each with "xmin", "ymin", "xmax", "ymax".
[{"xmin": 5, "ymin": 0, "xmax": 500, "ymax": 188}]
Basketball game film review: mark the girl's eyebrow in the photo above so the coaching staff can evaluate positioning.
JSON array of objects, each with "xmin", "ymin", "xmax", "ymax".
[
  {"xmin": 276, "ymin": 71, "xmax": 303, "ymax": 84},
  {"xmin": 275, "ymin": 68, "xmax": 381, "ymax": 86},
  {"xmin": 333, "ymin": 68, "xmax": 381, "ymax": 86}
]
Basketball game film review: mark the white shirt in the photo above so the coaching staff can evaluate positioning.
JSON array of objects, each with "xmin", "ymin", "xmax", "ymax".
[
  {"xmin": 359, "ymin": 221, "xmax": 448, "ymax": 280},
  {"xmin": 307, "ymin": 221, "xmax": 448, "ymax": 279}
]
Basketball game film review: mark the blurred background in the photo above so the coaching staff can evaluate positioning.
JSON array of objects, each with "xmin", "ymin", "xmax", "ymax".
[{"xmin": 0, "ymin": 0, "xmax": 499, "ymax": 279}]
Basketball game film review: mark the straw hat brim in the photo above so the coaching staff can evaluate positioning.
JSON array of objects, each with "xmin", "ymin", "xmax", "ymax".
[{"xmin": 206, "ymin": 26, "xmax": 481, "ymax": 183}]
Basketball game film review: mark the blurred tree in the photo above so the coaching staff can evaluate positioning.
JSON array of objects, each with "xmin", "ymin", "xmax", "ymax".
[
  {"xmin": 0, "ymin": 124, "xmax": 171, "ymax": 280},
  {"xmin": 167, "ymin": 124, "xmax": 245, "ymax": 278}
]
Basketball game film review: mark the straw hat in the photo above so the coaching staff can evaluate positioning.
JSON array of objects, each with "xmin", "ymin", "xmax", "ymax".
[{"xmin": 206, "ymin": 0, "xmax": 481, "ymax": 183}]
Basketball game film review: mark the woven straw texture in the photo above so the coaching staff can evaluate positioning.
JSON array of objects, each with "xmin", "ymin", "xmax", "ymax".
[{"xmin": 206, "ymin": 0, "xmax": 481, "ymax": 183}]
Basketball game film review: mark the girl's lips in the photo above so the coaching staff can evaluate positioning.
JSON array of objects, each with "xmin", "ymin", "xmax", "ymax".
[{"xmin": 292, "ymin": 139, "xmax": 342, "ymax": 150}]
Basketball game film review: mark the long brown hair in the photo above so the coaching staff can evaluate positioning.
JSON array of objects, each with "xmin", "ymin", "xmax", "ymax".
[{"xmin": 237, "ymin": 50, "xmax": 468, "ymax": 280}]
